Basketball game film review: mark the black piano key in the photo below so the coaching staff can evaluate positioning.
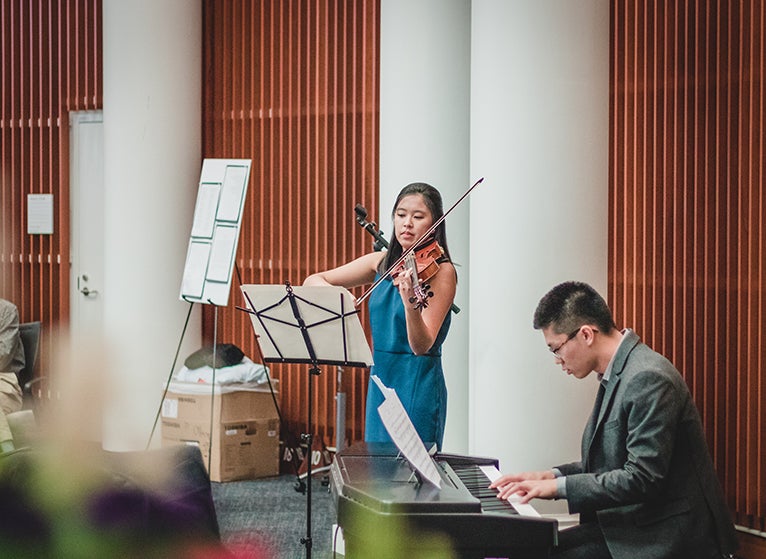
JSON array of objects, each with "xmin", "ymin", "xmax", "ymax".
[
  {"xmin": 451, "ymin": 464, "xmax": 519, "ymax": 515},
  {"xmin": 482, "ymin": 499, "xmax": 518, "ymax": 514},
  {"xmin": 472, "ymin": 488, "xmax": 502, "ymax": 499}
]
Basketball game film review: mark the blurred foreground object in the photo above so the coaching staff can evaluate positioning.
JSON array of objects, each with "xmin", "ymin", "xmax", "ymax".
[{"xmin": 0, "ymin": 444, "xmax": 259, "ymax": 559}]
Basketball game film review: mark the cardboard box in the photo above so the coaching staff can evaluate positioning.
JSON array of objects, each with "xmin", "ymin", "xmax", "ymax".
[
  {"xmin": 162, "ymin": 417, "xmax": 280, "ymax": 482},
  {"xmin": 161, "ymin": 381, "xmax": 281, "ymax": 482},
  {"xmin": 160, "ymin": 380, "xmax": 280, "ymax": 423}
]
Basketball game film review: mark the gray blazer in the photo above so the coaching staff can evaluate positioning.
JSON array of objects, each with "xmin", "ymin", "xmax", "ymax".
[
  {"xmin": 556, "ymin": 330, "xmax": 737, "ymax": 559},
  {"xmin": 0, "ymin": 299, "xmax": 25, "ymax": 376}
]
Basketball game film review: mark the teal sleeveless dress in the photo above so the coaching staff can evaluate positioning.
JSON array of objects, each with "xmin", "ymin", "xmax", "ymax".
[{"xmin": 364, "ymin": 274, "xmax": 451, "ymax": 450}]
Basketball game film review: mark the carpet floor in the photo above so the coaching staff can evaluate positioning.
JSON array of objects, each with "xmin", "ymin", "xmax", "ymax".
[{"xmin": 212, "ymin": 473, "xmax": 338, "ymax": 559}]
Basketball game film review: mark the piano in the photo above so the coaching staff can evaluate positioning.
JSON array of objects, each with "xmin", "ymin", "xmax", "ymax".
[{"xmin": 330, "ymin": 443, "xmax": 559, "ymax": 559}]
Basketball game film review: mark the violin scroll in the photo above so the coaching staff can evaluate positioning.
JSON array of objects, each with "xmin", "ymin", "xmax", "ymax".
[{"xmin": 409, "ymin": 282, "xmax": 434, "ymax": 310}]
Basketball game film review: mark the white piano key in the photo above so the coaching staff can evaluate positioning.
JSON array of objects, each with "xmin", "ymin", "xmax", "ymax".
[{"xmin": 479, "ymin": 465, "xmax": 542, "ymax": 517}]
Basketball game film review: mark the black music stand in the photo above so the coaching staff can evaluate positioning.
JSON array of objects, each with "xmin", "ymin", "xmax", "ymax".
[{"xmin": 239, "ymin": 282, "xmax": 372, "ymax": 559}]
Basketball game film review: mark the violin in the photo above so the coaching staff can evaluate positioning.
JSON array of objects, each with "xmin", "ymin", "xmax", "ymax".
[
  {"xmin": 355, "ymin": 176, "xmax": 484, "ymax": 311},
  {"xmin": 391, "ymin": 238, "xmax": 444, "ymax": 310},
  {"xmin": 355, "ymin": 205, "xmax": 461, "ymax": 314}
]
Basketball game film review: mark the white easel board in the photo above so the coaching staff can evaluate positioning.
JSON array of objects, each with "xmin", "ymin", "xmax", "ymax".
[{"xmin": 180, "ymin": 159, "xmax": 251, "ymax": 306}]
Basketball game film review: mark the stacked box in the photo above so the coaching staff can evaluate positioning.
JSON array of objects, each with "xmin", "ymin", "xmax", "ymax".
[{"xmin": 161, "ymin": 380, "xmax": 280, "ymax": 482}]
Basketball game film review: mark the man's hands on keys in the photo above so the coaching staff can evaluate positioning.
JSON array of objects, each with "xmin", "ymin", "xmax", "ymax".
[{"xmin": 489, "ymin": 470, "xmax": 558, "ymax": 504}]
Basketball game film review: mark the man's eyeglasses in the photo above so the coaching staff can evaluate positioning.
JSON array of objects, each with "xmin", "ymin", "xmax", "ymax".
[{"xmin": 550, "ymin": 328, "xmax": 582, "ymax": 359}]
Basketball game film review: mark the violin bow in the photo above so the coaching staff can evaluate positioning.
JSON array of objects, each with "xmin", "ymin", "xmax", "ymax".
[{"xmin": 355, "ymin": 176, "xmax": 484, "ymax": 307}]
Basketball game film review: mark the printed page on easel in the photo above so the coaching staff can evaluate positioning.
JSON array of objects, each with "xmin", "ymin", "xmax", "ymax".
[{"xmin": 180, "ymin": 159, "xmax": 251, "ymax": 306}]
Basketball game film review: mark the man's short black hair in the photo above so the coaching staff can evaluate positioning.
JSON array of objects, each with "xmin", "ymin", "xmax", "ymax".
[{"xmin": 533, "ymin": 281, "xmax": 617, "ymax": 334}]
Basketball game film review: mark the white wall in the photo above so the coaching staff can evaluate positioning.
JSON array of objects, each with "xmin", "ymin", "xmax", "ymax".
[
  {"xmin": 380, "ymin": 0, "xmax": 472, "ymax": 453},
  {"xmin": 101, "ymin": 0, "xmax": 201, "ymax": 450},
  {"xmin": 96, "ymin": 0, "xmax": 607, "ymax": 464},
  {"xmin": 469, "ymin": 0, "xmax": 609, "ymax": 470},
  {"xmin": 380, "ymin": 0, "xmax": 609, "ymax": 468}
]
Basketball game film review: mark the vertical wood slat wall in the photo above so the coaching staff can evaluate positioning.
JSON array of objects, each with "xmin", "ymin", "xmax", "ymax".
[
  {"xmin": 7, "ymin": 1, "xmax": 760, "ymax": 532},
  {"xmin": 610, "ymin": 0, "xmax": 764, "ymax": 531},
  {"xmin": 201, "ymin": 0, "xmax": 380, "ymax": 450},
  {"xmin": 0, "ymin": 0, "xmax": 102, "ymax": 378}
]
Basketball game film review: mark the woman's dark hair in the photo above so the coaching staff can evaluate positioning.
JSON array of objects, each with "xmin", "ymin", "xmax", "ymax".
[
  {"xmin": 377, "ymin": 182, "xmax": 452, "ymax": 275},
  {"xmin": 533, "ymin": 281, "xmax": 617, "ymax": 334}
]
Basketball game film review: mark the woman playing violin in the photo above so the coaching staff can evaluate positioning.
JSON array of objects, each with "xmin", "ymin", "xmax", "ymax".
[{"xmin": 303, "ymin": 182, "xmax": 457, "ymax": 450}]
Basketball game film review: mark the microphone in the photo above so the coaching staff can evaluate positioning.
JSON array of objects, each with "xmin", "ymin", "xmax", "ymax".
[
  {"xmin": 353, "ymin": 203, "xmax": 388, "ymax": 251},
  {"xmin": 354, "ymin": 204, "xmax": 367, "ymax": 220}
]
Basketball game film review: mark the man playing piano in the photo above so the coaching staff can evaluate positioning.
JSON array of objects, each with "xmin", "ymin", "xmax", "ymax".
[{"xmin": 491, "ymin": 281, "xmax": 737, "ymax": 559}]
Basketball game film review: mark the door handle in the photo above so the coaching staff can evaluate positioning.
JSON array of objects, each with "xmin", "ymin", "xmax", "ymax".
[{"xmin": 80, "ymin": 287, "xmax": 99, "ymax": 297}]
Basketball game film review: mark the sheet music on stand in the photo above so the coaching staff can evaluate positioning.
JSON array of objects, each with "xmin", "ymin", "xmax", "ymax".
[
  {"xmin": 371, "ymin": 375, "xmax": 442, "ymax": 488},
  {"xmin": 240, "ymin": 284, "xmax": 373, "ymax": 368}
]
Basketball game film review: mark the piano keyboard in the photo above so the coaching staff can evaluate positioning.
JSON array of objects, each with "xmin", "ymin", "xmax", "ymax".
[
  {"xmin": 449, "ymin": 462, "xmax": 542, "ymax": 517},
  {"xmin": 332, "ymin": 445, "xmax": 559, "ymax": 558}
]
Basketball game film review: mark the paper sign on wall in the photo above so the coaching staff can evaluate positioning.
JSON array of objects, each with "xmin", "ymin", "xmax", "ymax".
[{"xmin": 28, "ymin": 194, "xmax": 54, "ymax": 235}]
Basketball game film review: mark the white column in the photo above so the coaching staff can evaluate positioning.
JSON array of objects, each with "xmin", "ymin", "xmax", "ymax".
[
  {"xmin": 101, "ymin": 1, "xmax": 201, "ymax": 450},
  {"xmin": 469, "ymin": 0, "xmax": 609, "ymax": 470},
  {"xmin": 380, "ymin": 0, "xmax": 472, "ymax": 452}
]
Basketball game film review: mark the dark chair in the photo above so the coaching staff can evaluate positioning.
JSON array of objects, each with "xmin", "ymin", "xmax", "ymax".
[
  {"xmin": 0, "ymin": 445, "xmax": 221, "ymax": 553},
  {"xmin": 17, "ymin": 321, "xmax": 42, "ymax": 407}
]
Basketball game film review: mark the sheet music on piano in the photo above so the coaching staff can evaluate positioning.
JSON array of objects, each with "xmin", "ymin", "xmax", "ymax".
[{"xmin": 371, "ymin": 375, "xmax": 442, "ymax": 488}]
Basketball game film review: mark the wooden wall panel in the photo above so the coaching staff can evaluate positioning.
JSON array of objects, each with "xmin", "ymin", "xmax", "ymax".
[
  {"xmin": 610, "ymin": 0, "xmax": 764, "ymax": 532},
  {"xmin": 0, "ymin": 0, "xmax": 102, "ymax": 381},
  {"xmin": 201, "ymin": 0, "xmax": 380, "ymax": 450}
]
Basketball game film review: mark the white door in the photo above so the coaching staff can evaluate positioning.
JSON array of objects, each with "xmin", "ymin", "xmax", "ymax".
[{"xmin": 69, "ymin": 111, "xmax": 104, "ymax": 345}]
